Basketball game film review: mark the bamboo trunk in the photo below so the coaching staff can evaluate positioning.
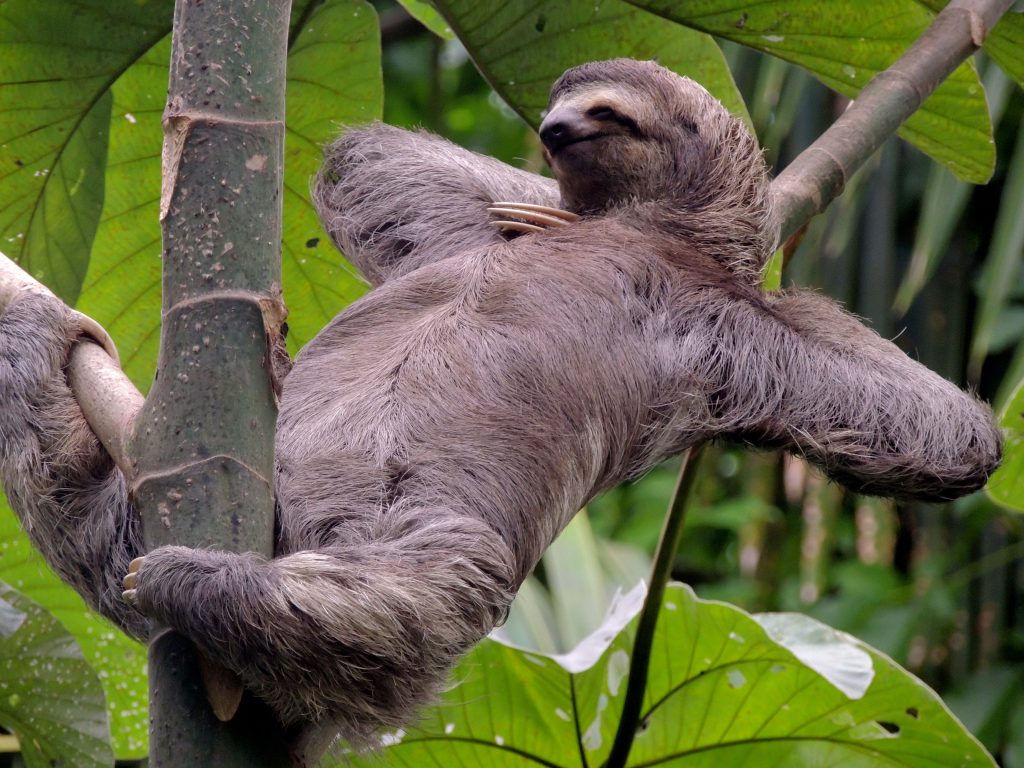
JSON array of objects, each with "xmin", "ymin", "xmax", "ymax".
[{"xmin": 131, "ymin": 1, "xmax": 292, "ymax": 764}]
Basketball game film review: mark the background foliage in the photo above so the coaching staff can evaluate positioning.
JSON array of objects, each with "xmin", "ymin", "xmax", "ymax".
[{"xmin": 0, "ymin": 0, "xmax": 1022, "ymax": 764}]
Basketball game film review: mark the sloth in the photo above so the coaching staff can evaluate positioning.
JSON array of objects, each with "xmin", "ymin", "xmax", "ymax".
[{"xmin": 0, "ymin": 59, "xmax": 1001, "ymax": 748}]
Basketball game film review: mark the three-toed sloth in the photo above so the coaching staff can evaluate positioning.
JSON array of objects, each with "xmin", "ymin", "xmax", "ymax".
[{"xmin": 0, "ymin": 59, "xmax": 1001, "ymax": 747}]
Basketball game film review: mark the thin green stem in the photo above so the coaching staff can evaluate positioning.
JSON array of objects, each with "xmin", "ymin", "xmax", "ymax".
[{"xmin": 603, "ymin": 444, "xmax": 705, "ymax": 768}]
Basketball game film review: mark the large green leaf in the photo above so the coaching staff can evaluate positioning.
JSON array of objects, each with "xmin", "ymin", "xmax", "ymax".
[
  {"xmin": 0, "ymin": 580, "xmax": 114, "ymax": 768},
  {"xmin": 624, "ymin": 0, "xmax": 995, "ymax": 183},
  {"xmin": 433, "ymin": 0, "xmax": 747, "ymax": 129},
  {"xmin": 74, "ymin": 39, "xmax": 166, "ymax": 388},
  {"xmin": 0, "ymin": 0, "xmax": 174, "ymax": 303},
  {"xmin": 340, "ymin": 583, "xmax": 993, "ymax": 767},
  {"xmin": 279, "ymin": 0, "xmax": 380, "ymax": 353},
  {"xmin": 0, "ymin": 496, "xmax": 148, "ymax": 758},
  {"xmin": 987, "ymin": 377, "xmax": 1024, "ymax": 512}
]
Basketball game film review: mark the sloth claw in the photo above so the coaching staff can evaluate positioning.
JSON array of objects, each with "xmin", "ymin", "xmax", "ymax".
[
  {"xmin": 490, "ymin": 202, "xmax": 580, "ymax": 224},
  {"xmin": 491, "ymin": 220, "xmax": 546, "ymax": 234},
  {"xmin": 122, "ymin": 557, "xmax": 146, "ymax": 611},
  {"xmin": 122, "ymin": 556, "xmax": 143, "ymax": 592},
  {"xmin": 488, "ymin": 202, "xmax": 579, "ymax": 234},
  {"xmin": 72, "ymin": 310, "xmax": 120, "ymax": 365}
]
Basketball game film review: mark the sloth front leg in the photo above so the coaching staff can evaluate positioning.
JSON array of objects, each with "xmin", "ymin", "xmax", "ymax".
[
  {"xmin": 314, "ymin": 123, "xmax": 560, "ymax": 286},
  {"xmin": 0, "ymin": 293, "xmax": 147, "ymax": 638},
  {"xmin": 701, "ymin": 288, "xmax": 1001, "ymax": 501},
  {"xmin": 121, "ymin": 510, "xmax": 516, "ymax": 742}
]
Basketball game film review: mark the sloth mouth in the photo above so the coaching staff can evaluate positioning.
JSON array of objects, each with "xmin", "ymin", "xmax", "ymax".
[{"xmin": 549, "ymin": 132, "xmax": 605, "ymax": 157}]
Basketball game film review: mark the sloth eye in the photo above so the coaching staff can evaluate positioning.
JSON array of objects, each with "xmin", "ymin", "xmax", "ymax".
[
  {"xmin": 587, "ymin": 106, "xmax": 617, "ymax": 121},
  {"xmin": 588, "ymin": 105, "xmax": 640, "ymax": 134}
]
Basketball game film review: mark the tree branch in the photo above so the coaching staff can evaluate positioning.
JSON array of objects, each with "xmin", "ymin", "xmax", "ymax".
[{"xmin": 771, "ymin": 0, "xmax": 1016, "ymax": 243}]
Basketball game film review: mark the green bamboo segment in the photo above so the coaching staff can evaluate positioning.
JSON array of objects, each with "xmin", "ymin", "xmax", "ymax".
[{"xmin": 129, "ymin": 1, "xmax": 293, "ymax": 765}]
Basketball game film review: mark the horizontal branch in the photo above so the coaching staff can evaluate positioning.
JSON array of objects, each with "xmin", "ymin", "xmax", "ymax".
[
  {"xmin": 0, "ymin": 253, "xmax": 142, "ymax": 478},
  {"xmin": 771, "ymin": 0, "xmax": 1015, "ymax": 243}
]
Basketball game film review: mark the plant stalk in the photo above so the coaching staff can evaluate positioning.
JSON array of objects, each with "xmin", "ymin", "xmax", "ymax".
[{"xmin": 603, "ymin": 445, "xmax": 705, "ymax": 768}]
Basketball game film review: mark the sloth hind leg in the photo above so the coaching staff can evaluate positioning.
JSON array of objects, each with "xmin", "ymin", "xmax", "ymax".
[{"xmin": 127, "ymin": 508, "xmax": 515, "ymax": 742}]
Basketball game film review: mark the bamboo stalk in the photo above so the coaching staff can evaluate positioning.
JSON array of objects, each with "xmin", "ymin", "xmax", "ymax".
[{"xmin": 133, "ymin": 0, "xmax": 292, "ymax": 764}]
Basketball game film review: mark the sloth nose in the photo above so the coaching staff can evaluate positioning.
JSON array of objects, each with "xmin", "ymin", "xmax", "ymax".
[{"xmin": 539, "ymin": 107, "xmax": 590, "ymax": 153}]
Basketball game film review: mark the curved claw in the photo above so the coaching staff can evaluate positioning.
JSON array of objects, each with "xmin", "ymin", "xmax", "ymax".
[
  {"xmin": 491, "ymin": 202, "xmax": 580, "ymax": 222},
  {"xmin": 488, "ymin": 202, "xmax": 580, "ymax": 230},
  {"xmin": 492, "ymin": 220, "xmax": 547, "ymax": 235},
  {"xmin": 123, "ymin": 556, "xmax": 143, "ymax": 591},
  {"xmin": 72, "ymin": 310, "xmax": 120, "ymax": 366},
  {"xmin": 122, "ymin": 556, "xmax": 144, "ymax": 609}
]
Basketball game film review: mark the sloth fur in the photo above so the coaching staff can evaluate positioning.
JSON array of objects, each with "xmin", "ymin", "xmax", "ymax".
[{"xmin": 0, "ymin": 59, "xmax": 1001, "ymax": 748}]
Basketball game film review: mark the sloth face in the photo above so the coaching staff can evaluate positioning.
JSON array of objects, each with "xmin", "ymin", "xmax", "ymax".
[{"xmin": 541, "ymin": 59, "xmax": 730, "ymax": 214}]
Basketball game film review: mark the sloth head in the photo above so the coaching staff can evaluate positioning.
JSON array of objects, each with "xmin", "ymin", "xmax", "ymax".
[{"xmin": 540, "ymin": 59, "xmax": 776, "ymax": 274}]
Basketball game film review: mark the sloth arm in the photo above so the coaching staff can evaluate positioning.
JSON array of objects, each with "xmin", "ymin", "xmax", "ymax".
[
  {"xmin": 706, "ymin": 288, "xmax": 1001, "ymax": 501},
  {"xmin": 312, "ymin": 122, "xmax": 560, "ymax": 286},
  {"xmin": 0, "ymin": 294, "xmax": 148, "ymax": 638}
]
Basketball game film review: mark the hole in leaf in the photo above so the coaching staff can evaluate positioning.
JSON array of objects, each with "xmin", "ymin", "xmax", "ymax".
[
  {"xmin": 906, "ymin": 707, "xmax": 919, "ymax": 719},
  {"xmin": 877, "ymin": 721, "xmax": 901, "ymax": 735}
]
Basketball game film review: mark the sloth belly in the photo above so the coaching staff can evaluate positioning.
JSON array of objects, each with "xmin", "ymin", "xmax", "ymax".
[{"xmin": 274, "ymin": 249, "xmax": 672, "ymax": 557}]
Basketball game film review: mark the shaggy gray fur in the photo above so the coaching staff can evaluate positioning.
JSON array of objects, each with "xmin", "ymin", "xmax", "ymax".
[
  {"xmin": 0, "ymin": 59, "xmax": 1001, "ymax": 750},
  {"xmin": 0, "ymin": 296, "xmax": 147, "ymax": 637},
  {"xmin": 316, "ymin": 123, "xmax": 559, "ymax": 286}
]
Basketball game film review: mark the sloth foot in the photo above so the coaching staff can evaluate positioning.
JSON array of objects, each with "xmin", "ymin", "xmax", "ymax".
[
  {"xmin": 122, "ymin": 556, "xmax": 144, "ymax": 608},
  {"xmin": 488, "ymin": 202, "xmax": 579, "ymax": 234}
]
